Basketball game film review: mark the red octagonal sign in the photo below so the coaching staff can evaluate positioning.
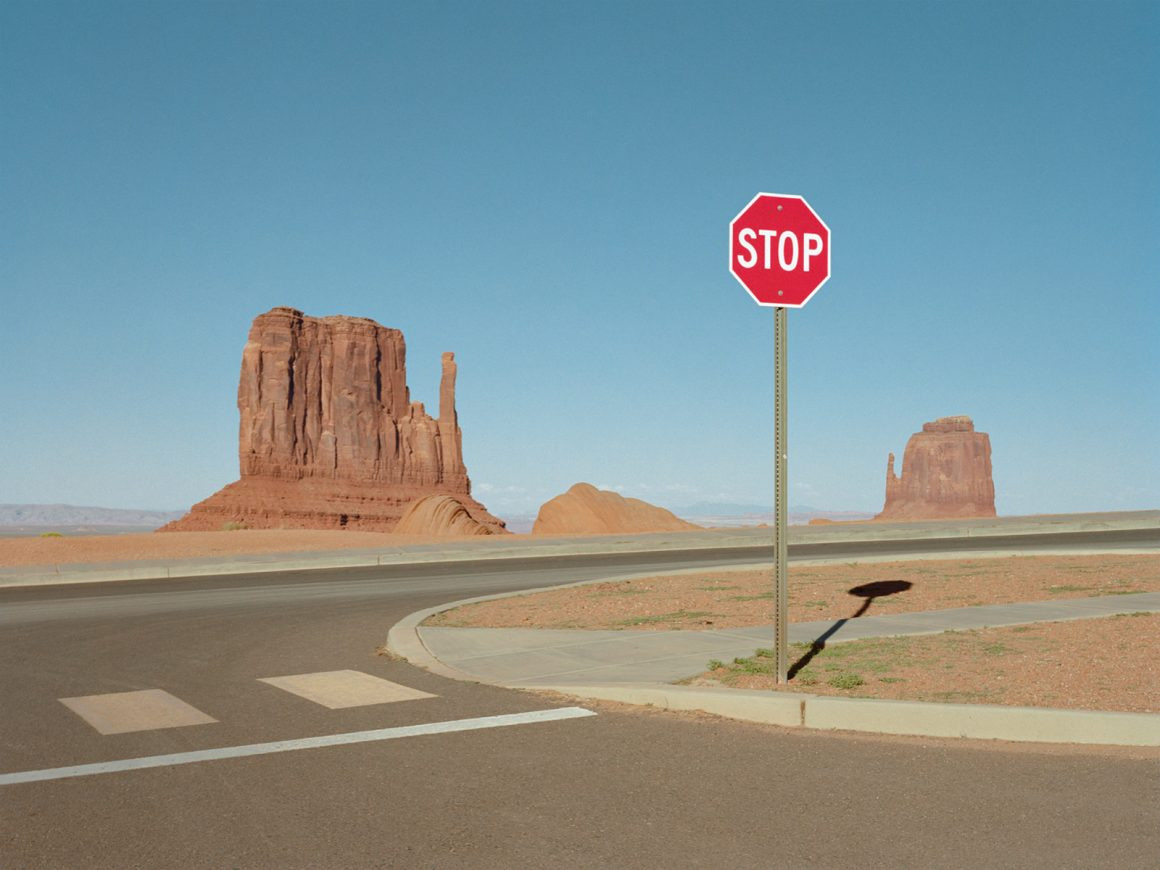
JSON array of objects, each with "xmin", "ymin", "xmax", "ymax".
[{"xmin": 729, "ymin": 193, "xmax": 831, "ymax": 307}]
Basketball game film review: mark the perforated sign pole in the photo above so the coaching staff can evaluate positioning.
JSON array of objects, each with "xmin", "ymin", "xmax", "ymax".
[
  {"xmin": 729, "ymin": 192, "xmax": 830, "ymax": 687},
  {"xmin": 773, "ymin": 306, "xmax": 789, "ymax": 684}
]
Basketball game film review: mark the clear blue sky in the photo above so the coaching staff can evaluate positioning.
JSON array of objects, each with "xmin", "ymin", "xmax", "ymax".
[{"xmin": 2, "ymin": 0, "xmax": 1157, "ymax": 519}]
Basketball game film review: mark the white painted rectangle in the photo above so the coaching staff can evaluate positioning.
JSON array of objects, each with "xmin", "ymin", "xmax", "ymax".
[
  {"xmin": 259, "ymin": 670, "xmax": 435, "ymax": 708},
  {"xmin": 59, "ymin": 689, "xmax": 217, "ymax": 734}
]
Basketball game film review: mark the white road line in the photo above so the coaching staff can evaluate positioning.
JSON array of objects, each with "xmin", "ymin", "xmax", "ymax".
[{"xmin": 0, "ymin": 707, "xmax": 596, "ymax": 786}]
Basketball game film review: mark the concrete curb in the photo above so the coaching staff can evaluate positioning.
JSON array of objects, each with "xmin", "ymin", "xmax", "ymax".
[
  {"xmin": 520, "ymin": 683, "xmax": 1159, "ymax": 747},
  {"xmin": 386, "ymin": 579, "xmax": 1160, "ymax": 748},
  {"xmin": 521, "ymin": 684, "xmax": 811, "ymax": 729},
  {"xmin": 803, "ymin": 694, "xmax": 1159, "ymax": 745}
]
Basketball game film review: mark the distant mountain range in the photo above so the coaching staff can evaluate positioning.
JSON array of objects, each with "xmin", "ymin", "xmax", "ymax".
[
  {"xmin": 671, "ymin": 502, "xmax": 872, "ymax": 519},
  {"xmin": 672, "ymin": 502, "xmax": 860, "ymax": 516},
  {"xmin": 672, "ymin": 508, "xmax": 876, "ymax": 528},
  {"xmin": 0, "ymin": 504, "xmax": 185, "ymax": 528},
  {"xmin": 670, "ymin": 501, "xmax": 772, "ymax": 516}
]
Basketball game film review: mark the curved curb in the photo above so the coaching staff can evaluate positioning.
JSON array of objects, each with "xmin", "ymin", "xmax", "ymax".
[
  {"xmin": 386, "ymin": 567, "xmax": 1160, "ymax": 747},
  {"xmin": 515, "ymin": 683, "xmax": 1160, "ymax": 747}
]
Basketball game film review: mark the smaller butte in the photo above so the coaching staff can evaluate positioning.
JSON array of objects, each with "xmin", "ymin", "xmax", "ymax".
[{"xmin": 875, "ymin": 415, "xmax": 996, "ymax": 521}]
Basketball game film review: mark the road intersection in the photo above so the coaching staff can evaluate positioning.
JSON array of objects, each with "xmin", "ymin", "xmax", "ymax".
[{"xmin": 2, "ymin": 516, "xmax": 1157, "ymax": 867}]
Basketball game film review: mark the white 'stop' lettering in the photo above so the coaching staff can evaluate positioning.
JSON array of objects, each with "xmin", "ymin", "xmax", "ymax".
[{"xmin": 736, "ymin": 229, "xmax": 825, "ymax": 272}]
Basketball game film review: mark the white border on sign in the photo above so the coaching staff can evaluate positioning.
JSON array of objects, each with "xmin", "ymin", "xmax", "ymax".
[{"xmin": 728, "ymin": 191, "xmax": 832, "ymax": 309}]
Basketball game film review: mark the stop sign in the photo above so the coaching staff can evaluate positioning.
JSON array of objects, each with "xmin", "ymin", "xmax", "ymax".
[{"xmin": 729, "ymin": 193, "xmax": 831, "ymax": 307}]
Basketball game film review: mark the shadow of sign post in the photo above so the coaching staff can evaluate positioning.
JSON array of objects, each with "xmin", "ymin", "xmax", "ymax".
[{"xmin": 788, "ymin": 580, "xmax": 913, "ymax": 680}]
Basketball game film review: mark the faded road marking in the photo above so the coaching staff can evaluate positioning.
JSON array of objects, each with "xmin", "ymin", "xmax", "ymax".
[
  {"xmin": 259, "ymin": 670, "xmax": 436, "ymax": 708},
  {"xmin": 59, "ymin": 689, "xmax": 217, "ymax": 735},
  {"xmin": 1, "ymin": 707, "xmax": 596, "ymax": 786}
]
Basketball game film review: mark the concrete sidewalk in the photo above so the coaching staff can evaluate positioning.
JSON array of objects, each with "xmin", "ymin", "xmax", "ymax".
[
  {"xmin": 415, "ymin": 592, "xmax": 1160, "ymax": 687},
  {"xmin": 390, "ymin": 592, "xmax": 1160, "ymax": 746}
]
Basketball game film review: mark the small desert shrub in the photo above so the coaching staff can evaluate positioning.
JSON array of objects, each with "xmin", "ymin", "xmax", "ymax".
[
  {"xmin": 729, "ymin": 656, "xmax": 771, "ymax": 676},
  {"xmin": 39, "ymin": 531, "xmax": 64, "ymax": 538},
  {"xmin": 827, "ymin": 673, "xmax": 865, "ymax": 689},
  {"xmin": 222, "ymin": 521, "xmax": 249, "ymax": 531}
]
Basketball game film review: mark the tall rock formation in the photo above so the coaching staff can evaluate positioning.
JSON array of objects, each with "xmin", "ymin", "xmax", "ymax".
[
  {"xmin": 162, "ymin": 307, "xmax": 506, "ymax": 533},
  {"xmin": 875, "ymin": 416, "xmax": 996, "ymax": 521},
  {"xmin": 532, "ymin": 483, "xmax": 702, "ymax": 535}
]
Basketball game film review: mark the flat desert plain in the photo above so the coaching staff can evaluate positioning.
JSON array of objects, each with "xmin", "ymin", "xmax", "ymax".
[{"xmin": 0, "ymin": 529, "xmax": 510, "ymax": 568}]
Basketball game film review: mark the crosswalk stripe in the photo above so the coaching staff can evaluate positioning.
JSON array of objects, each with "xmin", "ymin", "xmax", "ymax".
[
  {"xmin": 258, "ymin": 670, "xmax": 436, "ymax": 708},
  {"xmin": 59, "ymin": 689, "xmax": 217, "ymax": 734},
  {"xmin": 0, "ymin": 707, "xmax": 596, "ymax": 786}
]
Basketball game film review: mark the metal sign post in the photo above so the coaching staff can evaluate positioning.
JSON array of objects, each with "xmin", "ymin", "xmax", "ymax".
[{"xmin": 773, "ymin": 306, "xmax": 789, "ymax": 683}]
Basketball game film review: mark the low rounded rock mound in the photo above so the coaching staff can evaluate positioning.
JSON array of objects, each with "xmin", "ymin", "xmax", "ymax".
[
  {"xmin": 532, "ymin": 483, "xmax": 701, "ymax": 536},
  {"xmin": 394, "ymin": 495, "xmax": 503, "ymax": 536}
]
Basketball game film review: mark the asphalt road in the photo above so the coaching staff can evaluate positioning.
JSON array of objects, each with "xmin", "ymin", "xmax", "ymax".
[{"xmin": 2, "ymin": 535, "xmax": 1158, "ymax": 868}]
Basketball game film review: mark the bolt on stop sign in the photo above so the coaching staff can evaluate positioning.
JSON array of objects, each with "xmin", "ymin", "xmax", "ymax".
[{"xmin": 729, "ymin": 193, "xmax": 831, "ymax": 307}]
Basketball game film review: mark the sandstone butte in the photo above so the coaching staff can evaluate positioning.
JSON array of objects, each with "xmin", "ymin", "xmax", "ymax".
[
  {"xmin": 531, "ymin": 483, "xmax": 702, "ymax": 536},
  {"xmin": 161, "ymin": 307, "xmax": 507, "ymax": 534},
  {"xmin": 874, "ymin": 415, "xmax": 996, "ymax": 521}
]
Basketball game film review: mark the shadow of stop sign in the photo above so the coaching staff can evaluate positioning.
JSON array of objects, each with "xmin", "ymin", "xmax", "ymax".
[{"xmin": 729, "ymin": 193, "xmax": 831, "ymax": 307}]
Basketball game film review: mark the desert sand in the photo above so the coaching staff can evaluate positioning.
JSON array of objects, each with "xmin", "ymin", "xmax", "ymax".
[{"xmin": 428, "ymin": 554, "xmax": 1160, "ymax": 629}]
